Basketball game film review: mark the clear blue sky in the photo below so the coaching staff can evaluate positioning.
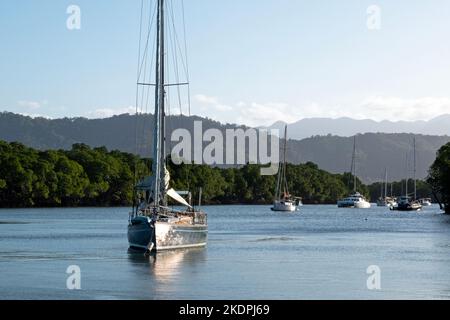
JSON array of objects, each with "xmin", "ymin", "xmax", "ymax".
[{"xmin": 1, "ymin": 0, "xmax": 450, "ymax": 126}]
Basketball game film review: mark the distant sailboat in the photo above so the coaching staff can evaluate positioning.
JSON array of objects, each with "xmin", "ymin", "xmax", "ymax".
[
  {"xmin": 337, "ymin": 136, "xmax": 371, "ymax": 209},
  {"xmin": 271, "ymin": 126, "xmax": 300, "ymax": 212},
  {"xmin": 128, "ymin": 0, "xmax": 207, "ymax": 252},
  {"xmin": 376, "ymin": 168, "xmax": 397, "ymax": 208},
  {"xmin": 391, "ymin": 137, "xmax": 422, "ymax": 212}
]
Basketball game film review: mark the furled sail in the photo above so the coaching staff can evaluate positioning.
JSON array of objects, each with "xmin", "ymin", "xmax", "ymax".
[
  {"xmin": 167, "ymin": 188, "xmax": 192, "ymax": 208},
  {"xmin": 164, "ymin": 166, "xmax": 170, "ymax": 191}
]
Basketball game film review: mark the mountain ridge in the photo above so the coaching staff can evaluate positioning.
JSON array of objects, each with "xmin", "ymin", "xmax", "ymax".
[
  {"xmin": 264, "ymin": 114, "xmax": 450, "ymax": 140},
  {"xmin": 1, "ymin": 111, "xmax": 449, "ymax": 183}
]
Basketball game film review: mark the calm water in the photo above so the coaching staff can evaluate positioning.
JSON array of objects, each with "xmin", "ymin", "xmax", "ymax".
[{"xmin": 1, "ymin": 205, "xmax": 450, "ymax": 300}]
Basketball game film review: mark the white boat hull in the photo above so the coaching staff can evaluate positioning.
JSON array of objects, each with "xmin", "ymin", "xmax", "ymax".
[
  {"xmin": 354, "ymin": 201, "xmax": 371, "ymax": 209},
  {"xmin": 128, "ymin": 217, "xmax": 208, "ymax": 252},
  {"xmin": 337, "ymin": 201, "xmax": 371, "ymax": 208},
  {"xmin": 337, "ymin": 192, "xmax": 371, "ymax": 209},
  {"xmin": 271, "ymin": 201, "xmax": 297, "ymax": 212}
]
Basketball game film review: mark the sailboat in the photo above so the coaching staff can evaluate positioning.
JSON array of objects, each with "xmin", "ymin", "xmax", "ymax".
[
  {"xmin": 271, "ymin": 126, "xmax": 300, "ymax": 212},
  {"xmin": 391, "ymin": 137, "xmax": 422, "ymax": 212},
  {"xmin": 128, "ymin": 0, "xmax": 208, "ymax": 252},
  {"xmin": 337, "ymin": 136, "xmax": 371, "ymax": 209},
  {"xmin": 376, "ymin": 168, "xmax": 397, "ymax": 208}
]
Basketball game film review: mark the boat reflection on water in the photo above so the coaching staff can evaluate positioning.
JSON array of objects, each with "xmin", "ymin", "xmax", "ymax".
[{"xmin": 127, "ymin": 247, "xmax": 206, "ymax": 284}]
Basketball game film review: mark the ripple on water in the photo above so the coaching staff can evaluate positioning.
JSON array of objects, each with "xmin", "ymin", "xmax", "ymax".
[
  {"xmin": 0, "ymin": 221, "xmax": 31, "ymax": 225},
  {"xmin": 251, "ymin": 236, "xmax": 298, "ymax": 242}
]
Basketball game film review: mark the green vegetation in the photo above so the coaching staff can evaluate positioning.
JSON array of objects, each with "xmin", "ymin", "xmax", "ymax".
[
  {"xmin": 0, "ymin": 140, "xmax": 369, "ymax": 208},
  {"xmin": 427, "ymin": 142, "xmax": 450, "ymax": 214},
  {"xmin": 174, "ymin": 162, "xmax": 368, "ymax": 205},
  {"xmin": 2, "ymin": 112, "xmax": 450, "ymax": 183},
  {"xmin": 0, "ymin": 141, "xmax": 149, "ymax": 207}
]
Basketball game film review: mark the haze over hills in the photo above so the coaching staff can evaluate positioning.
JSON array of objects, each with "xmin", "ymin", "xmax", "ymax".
[
  {"xmin": 0, "ymin": 112, "xmax": 238, "ymax": 155},
  {"xmin": 287, "ymin": 133, "xmax": 450, "ymax": 184},
  {"xmin": 265, "ymin": 115, "xmax": 450, "ymax": 140},
  {"xmin": 1, "ymin": 112, "xmax": 449, "ymax": 183}
]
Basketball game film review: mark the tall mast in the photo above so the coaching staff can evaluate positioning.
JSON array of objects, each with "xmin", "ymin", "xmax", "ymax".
[
  {"xmin": 275, "ymin": 157, "xmax": 282, "ymax": 200},
  {"xmin": 384, "ymin": 168, "xmax": 388, "ymax": 199},
  {"xmin": 159, "ymin": 0, "xmax": 167, "ymax": 206},
  {"xmin": 380, "ymin": 182, "xmax": 383, "ymax": 199},
  {"xmin": 405, "ymin": 153, "xmax": 408, "ymax": 198},
  {"xmin": 274, "ymin": 126, "xmax": 288, "ymax": 200},
  {"xmin": 151, "ymin": 0, "xmax": 166, "ymax": 206},
  {"xmin": 283, "ymin": 125, "xmax": 289, "ymax": 195},
  {"xmin": 413, "ymin": 137, "xmax": 417, "ymax": 200},
  {"xmin": 353, "ymin": 136, "xmax": 357, "ymax": 193}
]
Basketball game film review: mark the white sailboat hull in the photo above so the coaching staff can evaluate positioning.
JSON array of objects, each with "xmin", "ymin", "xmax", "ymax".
[
  {"xmin": 377, "ymin": 198, "xmax": 397, "ymax": 208},
  {"xmin": 271, "ymin": 201, "xmax": 297, "ymax": 212},
  {"xmin": 128, "ymin": 217, "xmax": 208, "ymax": 252}
]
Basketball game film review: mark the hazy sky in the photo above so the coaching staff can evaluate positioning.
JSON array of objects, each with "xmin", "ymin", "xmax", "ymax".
[{"xmin": 1, "ymin": 0, "xmax": 450, "ymax": 126}]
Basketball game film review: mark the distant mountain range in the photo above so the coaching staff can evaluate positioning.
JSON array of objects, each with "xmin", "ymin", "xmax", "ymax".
[
  {"xmin": 286, "ymin": 133, "xmax": 449, "ymax": 183},
  {"xmin": 1, "ymin": 112, "xmax": 449, "ymax": 183},
  {"xmin": 0, "ymin": 111, "xmax": 247, "ymax": 156},
  {"xmin": 264, "ymin": 115, "xmax": 450, "ymax": 140}
]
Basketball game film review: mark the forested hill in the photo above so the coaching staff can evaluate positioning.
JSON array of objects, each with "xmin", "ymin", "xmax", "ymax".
[
  {"xmin": 288, "ymin": 133, "xmax": 450, "ymax": 183},
  {"xmin": 0, "ymin": 112, "xmax": 242, "ymax": 154},
  {"xmin": 0, "ymin": 141, "xmax": 367, "ymax": 207},
  {"xmin": 1, "ymin": 112, "xmax": 449, "ymax": 183}
]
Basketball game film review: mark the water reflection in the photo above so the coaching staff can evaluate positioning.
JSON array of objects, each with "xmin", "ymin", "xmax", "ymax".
[{"xmin": 127, "ymin": 248, "xmax": 206, "ymax": 284}]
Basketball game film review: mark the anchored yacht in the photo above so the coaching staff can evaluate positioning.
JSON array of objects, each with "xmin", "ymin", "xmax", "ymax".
[
  {"xmin": 128, "ymin": 0, "xmax": 207, "ymax": 252},
  {"xmin": 271, "ymin": 126, "xmax": 301, "ymax": 212},
  {"xmin": 337, "ymin": 136, "xmax": 371, "ymax": 209}
]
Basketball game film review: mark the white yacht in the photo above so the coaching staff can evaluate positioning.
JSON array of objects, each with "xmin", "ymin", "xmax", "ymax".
[
  {"xmin": 390, "ymin": 138, "xmax": 422, "ymax": 212},
  {"xmin": 272, "ymin": 199, "xmax": 297, "ymax": 212},
  {"xmin": 128, "ymin": 0, "xmax": 207, "ymax": 253},
  {"xmin": 338, "ymin": 192, "xmax": 371, "ymax": 209},
  {"xmin": 377, "ymin": 197, "xmax": 397, "ymax": 208},
  {"xmin": 377, "ymin": 196, "xmax": 397, "ymax": 208},
  {"xmin": 271, "ymin": 126, "xmax": 299, "ymax": 212},
  {"xmin": 337, "ymin": 136, "xmax": 371, "ymax": 209},
  {"xmin": 376, "ymin": 168, "xmax": 396, "ymax": 207}
]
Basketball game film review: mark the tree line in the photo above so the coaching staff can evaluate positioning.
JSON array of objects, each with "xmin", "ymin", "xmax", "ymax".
[
  {"xmin": 0, "ymin": 140, "xmax": 366, "ymax": 207},
  {"xmin": 0, "ymin": 140, "xmax": 440, "ymax": 208},
  {"xmin": 427, "ymin": 142, "xmax": 450, "ymax": 214}
]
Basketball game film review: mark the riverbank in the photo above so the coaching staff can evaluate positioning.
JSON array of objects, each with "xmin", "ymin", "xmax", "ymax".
[
  {"xmin": 1, "ymin": 140, "xmax": 434, "ymax": 208},
  {"xmin": 0, "ymin": 141, "xmax": 366, "ymax": 207}
]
